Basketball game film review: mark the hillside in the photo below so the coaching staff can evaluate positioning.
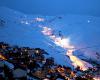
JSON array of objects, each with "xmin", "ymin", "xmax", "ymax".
[{"xmin": 0, "ymin": 7, "xmax": 100, "ymax": 70}]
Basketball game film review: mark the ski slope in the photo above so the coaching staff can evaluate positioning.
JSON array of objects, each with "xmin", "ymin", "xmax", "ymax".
[{"xmin": 0, "ymin": 7, "xmax": 100, "ymax": 70}]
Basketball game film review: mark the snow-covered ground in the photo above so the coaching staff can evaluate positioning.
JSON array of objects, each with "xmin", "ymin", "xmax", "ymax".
[{"xmin": 0, "ymin": 7, "xmax": 100, "ymax": 70}]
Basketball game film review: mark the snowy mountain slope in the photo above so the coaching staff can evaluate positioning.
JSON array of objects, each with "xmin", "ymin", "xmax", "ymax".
[
  {"xmin": 0, "ymin": 7, "xmax": 72, "ymax": 67},
  {"xmin": 0, "ymin": 7, "xmax": 100, "ymax": 69}
]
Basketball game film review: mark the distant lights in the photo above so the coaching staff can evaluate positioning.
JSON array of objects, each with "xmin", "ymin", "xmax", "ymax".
[
  {"xmin": 87, "ymin": 20, "xmax": 91, "ymax": 23},
  {"xmin": 41, "ymin": 27, "xmax": 53, "ymax": 36},
  {"xmin": 20, "ymin": 20, "xmax": 30, "ymax": 25},
  {"xmin": 54, "ymin": 37, "xmax": 73, "ymax": 49},
  {"xmin": 35, "ymin": 17, "xmax": 45, "ymax": 22},
  {"xmin": 41, "ymin": 26, "xmax": 73, "ymax": 49},
  {"xmin": 41, "ymin": 26, "xmax": 93, "ymax": 71},
  {"xmin": 35, "ymin": 50, "xmax": 40, "ymax": 54},
  {"xmin": 20, "ymin": 17, "xmax": 45, "ymax": 25}
]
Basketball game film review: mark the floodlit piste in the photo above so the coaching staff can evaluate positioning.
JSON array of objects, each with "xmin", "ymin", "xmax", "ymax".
[{"xmin": 0, "ymin": 0, "xmax": 100, "ymax": 80}]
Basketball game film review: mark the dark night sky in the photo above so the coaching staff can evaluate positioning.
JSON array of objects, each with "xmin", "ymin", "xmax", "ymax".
[{"xmin": 0, "ymin": 0, "xmax": 100, "ymax": 16}]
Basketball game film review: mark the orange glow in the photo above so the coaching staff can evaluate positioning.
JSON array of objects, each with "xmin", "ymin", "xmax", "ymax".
[
  {"xmin": 66, "ymin": 49, "xmax": 93, "ymax": 71},
  {"xmin": 41, "ymin": 26, "xmax": 93, "ymax": 71},
  {"xmin": 0, "ymin": 54, "xmax": 7, "ymax": 60}
]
